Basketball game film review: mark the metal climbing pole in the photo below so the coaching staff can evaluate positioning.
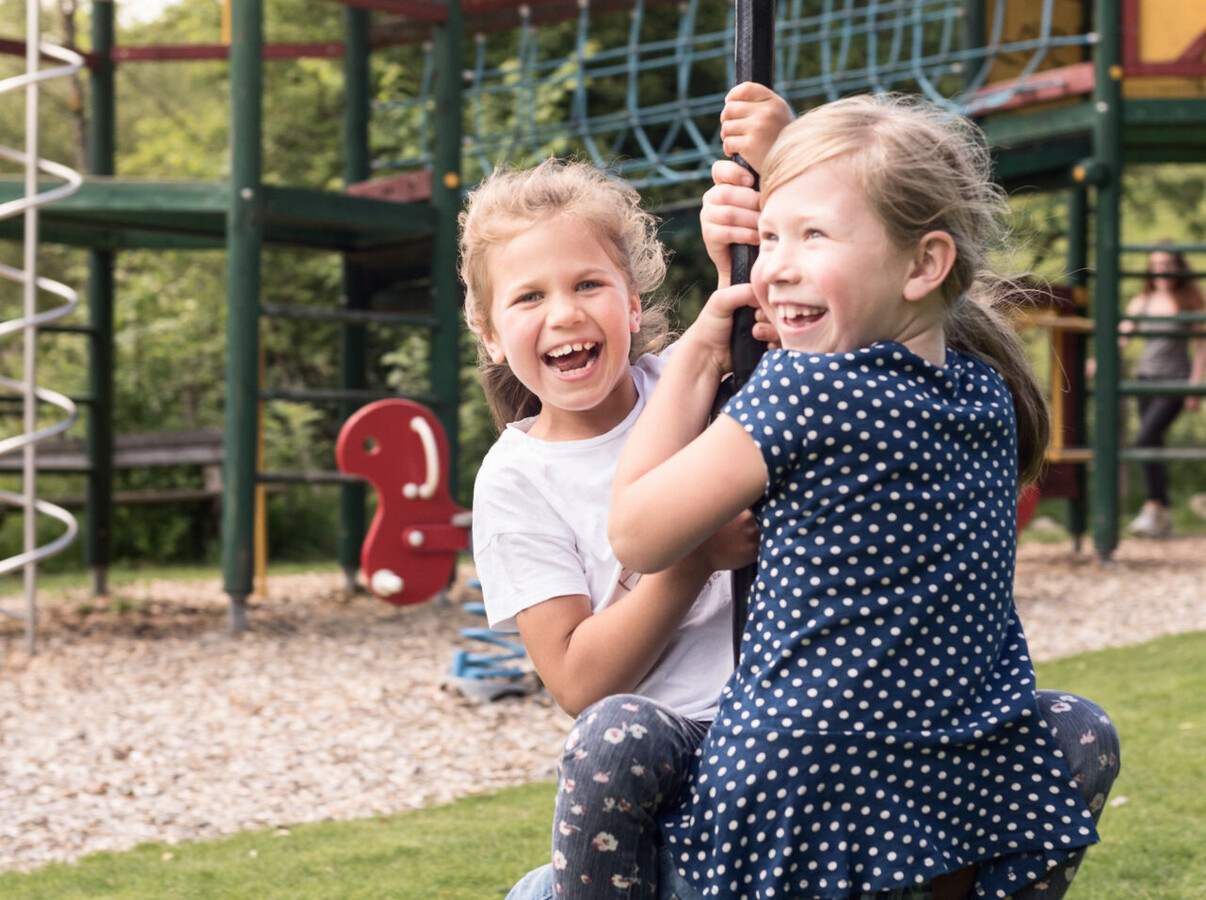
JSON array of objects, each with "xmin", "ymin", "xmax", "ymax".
[
  {"xmin": 0, "ymin": 2, "xmax": 85, "ymax": 652},
  {"xmin": 726, "ymin": 0, "xmax": 774, "ymax": 660}
]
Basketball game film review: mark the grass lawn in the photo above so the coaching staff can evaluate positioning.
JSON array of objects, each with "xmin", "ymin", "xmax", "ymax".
[
  {"xmin": 2, "ymin": 632, "xmax": 1203, "ymax": 899},
  {"xmin": 1035, "ymin": 631, "xmax": 1206, "ymax": 899}
]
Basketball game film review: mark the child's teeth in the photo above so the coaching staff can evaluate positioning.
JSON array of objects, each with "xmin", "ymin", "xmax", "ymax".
[{"xmin": 548, "ymin": 341, "xmax": 595, "ymax": 358}]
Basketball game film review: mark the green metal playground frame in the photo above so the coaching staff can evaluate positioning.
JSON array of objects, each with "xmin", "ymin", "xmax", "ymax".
[{"xmin": 3, "ymin": 0, "xmax": 1206, "ymax": 630}]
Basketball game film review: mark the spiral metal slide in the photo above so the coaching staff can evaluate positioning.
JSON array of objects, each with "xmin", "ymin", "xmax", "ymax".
[{"xmin": 0, "ymin": 4, "xmax": 85, "ymax": 653}]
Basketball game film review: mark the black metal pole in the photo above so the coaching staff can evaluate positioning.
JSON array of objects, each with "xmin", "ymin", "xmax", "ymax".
[{"xmin": 726, "ymin": 0, "xmax": 775, "ymax": 662}]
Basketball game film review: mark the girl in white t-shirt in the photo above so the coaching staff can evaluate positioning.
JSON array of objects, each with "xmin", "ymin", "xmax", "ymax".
[
  {"xmin": 462, "ymin": 148, "xmax": 1118, "ymax": 900},
  {"xmin": 462, "ymin": 158, "xmax": 767, "ymax": 896}
]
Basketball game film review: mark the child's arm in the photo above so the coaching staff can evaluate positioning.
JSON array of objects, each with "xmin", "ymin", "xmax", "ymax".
[
  {"xmin": 719, "ymin": 81, "xmax": 794, "ymax": 175},
  {"xmin": 514, "ymin": 511, "xmax": 757, "ymax": 716},
  {"xmin": 610, "ymin": 286, "xmax": 768, "ymax": 574}
]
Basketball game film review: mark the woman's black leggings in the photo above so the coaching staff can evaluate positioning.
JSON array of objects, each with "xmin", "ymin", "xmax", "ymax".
[{"xmin": 1135, "ymin": 390, "xmax": 1185, "ymax": 504}]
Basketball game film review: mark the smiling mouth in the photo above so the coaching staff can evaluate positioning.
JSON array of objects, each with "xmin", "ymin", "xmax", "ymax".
[
  {"xmin": 776, "ymin": 304, "xmax": 825, "ymax": 327},
  {"xmin": 545, "ymin": 341, "xmax": 600, "ymax": 373}
]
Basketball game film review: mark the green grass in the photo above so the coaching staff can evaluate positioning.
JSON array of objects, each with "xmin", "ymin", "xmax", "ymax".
[
  {"xmin": 2, "ymin": 633, "xmax": 1203, "ymax": 899},
  {"xmin": 0, "ymin": 561, "xmax": 344, "ymax": 600},
  {"xmin": 1035, "ymin": 631, "xmax": 1206, "ymax": 899},
  {"xmin": 0, "ymin": 783, "xmax": 557, "ymax": 899}
]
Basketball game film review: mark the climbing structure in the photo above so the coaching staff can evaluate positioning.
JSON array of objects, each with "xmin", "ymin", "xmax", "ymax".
[
  {"xmin": 377, "ymin": 0, "xmax": 1206, "ymax": 559},
  {"xmin": 0, "ymin": 4, "xmax": 85, "ymax": 652},
  {"xmin": 2, "ymin": 1, "xmax": 1204, "ymax": 638}
]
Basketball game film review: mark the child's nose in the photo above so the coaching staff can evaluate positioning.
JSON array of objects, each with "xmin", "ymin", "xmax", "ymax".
[
  {"xmin": 754, "ymin": 249, "xmax": 797, "ymax": 284},
  {"xmin": 547, "ymin": 291, "xmax": 585, "ymax": 324}
]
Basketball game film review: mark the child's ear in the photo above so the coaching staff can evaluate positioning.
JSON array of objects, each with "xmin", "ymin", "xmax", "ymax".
[
  {"xmin": 481, "ymin": 328, "xmax": 506, "ymax": 364},
  {"xmin": 903, "ymin": 231, "xmax": 957, "ymax": 303},
  {"xmin": 629, "ymin": 291, "xmax": 642, "ymax": 333}
]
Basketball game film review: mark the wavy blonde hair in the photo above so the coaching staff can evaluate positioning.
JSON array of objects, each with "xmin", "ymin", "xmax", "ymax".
[
  {"xmin": 459, "ymin": 158, "xmax": 672, "ymax": 429},
  {"xmin": 761, "ymin": 94, "xmax": 1050, "ymax": 485}
]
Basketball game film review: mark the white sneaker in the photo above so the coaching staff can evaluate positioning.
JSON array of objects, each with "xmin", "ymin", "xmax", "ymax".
[
  {"xmin": 1153, "ymin": 505, "xmax": 1174, "ymax": 538},
  {"xmin": 1129, "ymin": 505, "xmax": 1160, "ymax": 537},
  {"xmin": 1130, "ymin": 503, "xmax": 1173, "ymax": 538}
]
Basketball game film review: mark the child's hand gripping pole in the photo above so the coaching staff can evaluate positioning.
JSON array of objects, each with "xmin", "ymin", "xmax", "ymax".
[{"xmin": 723, "ymin": 0, "xmax": 775, "ymax": 662}]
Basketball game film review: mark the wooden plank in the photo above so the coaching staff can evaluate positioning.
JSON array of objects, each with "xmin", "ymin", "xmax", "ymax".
[
  {"xmin": 0, "ymin": 431, "xmax": 224, "ymax": 473},
  {"xmin": 967, "ymin": 62, "xmax": 1096, "ymax": 116}
]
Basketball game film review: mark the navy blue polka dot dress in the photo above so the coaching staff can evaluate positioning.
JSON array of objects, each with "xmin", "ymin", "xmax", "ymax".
[{"xmin": 660, "ymin": 344, "xmax": 1098, "ymax": 899}]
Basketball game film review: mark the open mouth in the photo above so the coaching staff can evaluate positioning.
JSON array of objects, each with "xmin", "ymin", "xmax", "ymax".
[
  {"xmin": 776, "ymin": 304, "xmax": 825, "ymax": 328},
  {"xmin": 545, "ymin": 341, "xmax": 600, "ymax": 373}
]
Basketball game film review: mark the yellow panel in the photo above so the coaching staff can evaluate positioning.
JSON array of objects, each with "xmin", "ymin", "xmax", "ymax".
[
  {"xmin": 1138, "ymin": 0, "xmax": 1206, "ymax": 63},
  {"xmin": 984, "ymin": 0, "xmax": 1088, "ymax": 84}
]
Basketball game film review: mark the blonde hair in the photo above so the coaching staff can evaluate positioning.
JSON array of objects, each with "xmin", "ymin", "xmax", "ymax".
[
  {"xmin": 459, "ymin": 158, "xmax": 672, "ymax": 429},
  {"xmin": 761, "ymin": 94, "xmax": 1050, "ymax": 485}
]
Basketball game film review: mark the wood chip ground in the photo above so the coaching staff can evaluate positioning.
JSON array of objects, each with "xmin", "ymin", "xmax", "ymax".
[{"xmin": 3, "ymin": 536, "xmax": 1205, "ymax": 873}]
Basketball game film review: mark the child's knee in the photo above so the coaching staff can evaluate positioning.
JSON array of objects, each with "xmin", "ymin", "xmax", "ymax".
[
  {"xmin": 563, "ymin": 695, "xmax": 671, "ymax": 756},
  {"xmin": 1035, "ymin": 691, "xmax": 1121, "ymax": 815},
  {"xmin": 558, "ymin": 694, "xmax": 690, "ymax": 800}
]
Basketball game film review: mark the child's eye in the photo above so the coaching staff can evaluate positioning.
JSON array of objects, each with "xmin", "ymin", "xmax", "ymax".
[
  {"xmin": 577, "ymin": 279, "xmax": 603, "ymax": 291},
  {"xmin": 759, "ymin": 232, "xmax": 779, "ymax": 247},
  {"xmin": 803, "ymin": 228, "xmax": 824, "ymax": 240},
  {"xmin": 515, "ymin": 291, "xmax": 542, "ymax": 304}
]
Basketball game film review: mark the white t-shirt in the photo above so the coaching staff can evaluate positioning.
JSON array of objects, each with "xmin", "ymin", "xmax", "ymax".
[{"xmin": 471, "ymin": 353, "xmax": 734, "ymax": 721}]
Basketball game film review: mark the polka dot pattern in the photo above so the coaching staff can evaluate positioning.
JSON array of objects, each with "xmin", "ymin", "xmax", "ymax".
[{"xmin": 660, "ymin": 344, "xmax": 1097, "ymax": 900}]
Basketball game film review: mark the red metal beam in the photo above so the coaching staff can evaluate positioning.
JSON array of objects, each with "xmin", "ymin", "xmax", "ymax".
[
  {"xmin": 323, "ymin": 0, "xmax": 447, "ymax": 21},
  {"xmin": 371, "ymin": 0, "xmax": 681, "ymax": 47},
  {"xmin": 110, "ymin": 43, "xmax": 345, "ymax": 62},
  {"xmin": 0, "ymin": 36, "xmax": 99, "ymax": 68}
]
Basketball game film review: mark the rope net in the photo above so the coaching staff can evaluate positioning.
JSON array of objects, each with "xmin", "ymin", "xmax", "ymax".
[{"xmin": 374, "ymin": 0, "xmax": 1096, "ymax": 188}]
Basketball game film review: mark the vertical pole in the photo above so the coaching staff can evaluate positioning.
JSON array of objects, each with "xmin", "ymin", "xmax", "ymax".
[
  {"xmin": 429, "ymin": 1, "xmax": 464, "ymax": 498},
  {"xmin": 1090, "ymin": 0, "xmax": 1122, "ymax": 560},
  {"xmin": 253, "ymin": 346, "xmax": 267, "ymax": 596},
  {"xmin": 1065, "ymin": 186, "xmax": 1090, "ymax": 550},
  {"xmin": 222, "ymin": 0, "xmax": 265, "ymax": 629},
  {"xmin": 87, "ymin": 0, "xmax": 116, "ymax": 596},
  {"xmin": 726, "ymin": 0, "xmax": 774, "ymax": 662},
  {"xmin": 23, "ymin": 0, "xmax": 41, "ymax": 653},
  {"xmin": 338, "ymin": 5, "xmax": 370, "ymax": 592},
  {"xmin": 961, "ymin": 0, "xmax": 984, "ymax": 91}
]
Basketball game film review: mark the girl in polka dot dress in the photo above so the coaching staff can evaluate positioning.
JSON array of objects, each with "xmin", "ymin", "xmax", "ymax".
[{"xmin": 609, "ymin": 94, "xmax": 1109, "ymax": 900}]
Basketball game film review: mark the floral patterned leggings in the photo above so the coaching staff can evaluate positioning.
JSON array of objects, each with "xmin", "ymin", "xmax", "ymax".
[{"xmin": 551, "ymin": 691, "xmax": 1120, "ymax": 899}]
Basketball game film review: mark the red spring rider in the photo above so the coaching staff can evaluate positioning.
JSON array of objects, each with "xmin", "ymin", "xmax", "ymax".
[{"xmin": 336, "ymin": 399, "xmax": 470, "ymax": 605}]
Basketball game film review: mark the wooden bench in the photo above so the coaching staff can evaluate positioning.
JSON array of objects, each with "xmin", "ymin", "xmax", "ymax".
[{"xmin": 0, "ymin": 430, "xmax": 224, "ymax": 506}]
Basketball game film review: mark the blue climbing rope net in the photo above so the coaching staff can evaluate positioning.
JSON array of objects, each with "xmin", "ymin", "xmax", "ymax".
[{"xmin": 374, "ymin": 0, "xmax": 1096, "ymax": 188}]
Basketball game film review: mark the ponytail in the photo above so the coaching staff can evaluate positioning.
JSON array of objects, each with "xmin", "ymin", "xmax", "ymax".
[{"xmin": 946, "ymin": 288, "xmax": 1050, "ymax": 486}]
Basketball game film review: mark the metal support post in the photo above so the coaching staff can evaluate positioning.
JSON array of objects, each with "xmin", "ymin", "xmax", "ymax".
[
  {"xmin": 222, "ymin": 0, "xmax": 265, "ymax": 629},
  {"xmin": 1089, "ymin": 0, "xmax": 1123, "ymax": 560},
  {"xmin": 429, "ymin": 0, "xmax": 464, "ymax": 497},
  {"xmin": 1066, "ymin": 186, "xmax": 1090, "ymax": 549},
  {"xmin": 86, "ymin": 0, "xmax": 115, "ymax": 596},
  {"xmin": 338, "ymin": 5, "xmax": 370, "ymax": 593}
]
